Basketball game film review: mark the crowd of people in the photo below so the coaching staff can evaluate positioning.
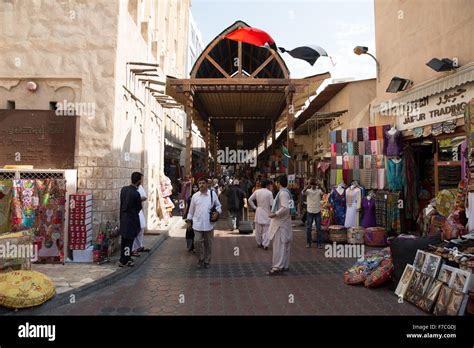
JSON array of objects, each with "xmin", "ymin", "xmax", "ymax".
[
  {"xmin": 118, "ymin": 171, "xmax": 325, "ymax": 275},
  {"xmin": 182, "ymin": 174, "xmax": 325, "ymax": 275}
]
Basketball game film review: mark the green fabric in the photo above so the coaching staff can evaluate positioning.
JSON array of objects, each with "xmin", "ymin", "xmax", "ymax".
[
  {"xmin": 0, "ymin": 180, "xmax": 13, "ymax": 234},
  {"xmin": 336, "ymin": 169, "xmax": 343, "ymax": 185}
]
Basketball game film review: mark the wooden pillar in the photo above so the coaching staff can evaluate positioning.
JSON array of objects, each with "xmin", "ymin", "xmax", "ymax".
[
  {"xmin": 272, "ymin": 122, "xmax": 276, "ymax": 153},
  {"xmin": 184, "ymin": 91, "xmax": 193, "ymax": 179},
  {"xmin": 216, "ymin": 132, "xmax": 221, "ymax": 175},
  {"xmin": 286, "ymin": 85, "xmax": 296, "ymax": 174},
  {"xmin": 204, "ymin": 120, "xmax": 210, "ymax": 172}
]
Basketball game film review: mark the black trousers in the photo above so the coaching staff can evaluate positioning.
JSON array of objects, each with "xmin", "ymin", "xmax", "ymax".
[{"xmin": 120, "ymin": 236, "xmax": 135, "ymax": 265}]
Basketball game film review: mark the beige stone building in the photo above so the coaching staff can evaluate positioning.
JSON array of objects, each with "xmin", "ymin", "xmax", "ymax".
[
  {"xmin": 371, "ymin": 0, "xmax": 474, "ymax": 193},
  {"xmin": 0, "ymin": 0, "xmax": 191, "ymax": 241}
]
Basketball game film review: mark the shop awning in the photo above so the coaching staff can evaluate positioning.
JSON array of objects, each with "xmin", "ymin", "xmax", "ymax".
[
  {"xmin": 295, "ymin": 110, "xmax": 347, "ymax": 135},
  {"xmin": 373, "ymin": 61, "xmax": 474, "ymax": 113}
]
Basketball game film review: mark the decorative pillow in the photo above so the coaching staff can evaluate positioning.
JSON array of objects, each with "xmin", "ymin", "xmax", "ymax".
[
  {"xmin": 0, "ymin": 270, "xmax": 55, "ymax": 309},
  {"xmin": 364, "ymin": 261, "xmax": 393, "ymax": 288},
  {"xmin": 344, "ymin": 265, "xmax": 367, "ymax": 285}
]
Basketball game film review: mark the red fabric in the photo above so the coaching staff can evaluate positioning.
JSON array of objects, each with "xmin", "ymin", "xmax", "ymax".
[
  {"xmin": 364, "ymin": 261, "xmax": 393, "ymax": 288},
  {"xmin": 368, "ymin": 126, "xmax": 377, "ymax": 140},
  {"xmin": 224, "ymin": 27, "xmax": 275, "ymax": 47},
  {"xmin": 343, "ymin": 169, "xmax": 349, "ymax": 184}
]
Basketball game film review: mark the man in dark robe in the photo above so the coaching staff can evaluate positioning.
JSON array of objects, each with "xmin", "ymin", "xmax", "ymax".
[{"xmin": 118, "ymin": 172, "xmax": 143, "ymax": 267}]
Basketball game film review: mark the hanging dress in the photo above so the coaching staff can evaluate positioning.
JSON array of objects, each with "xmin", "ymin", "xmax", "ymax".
[
  {"xmin": 329, "ymin": 188, "xmax": 346, "ymax": 225},
  {"xmin": 344, "ymin": 186, "xmax": 362, "ymax": 228},
  {"xmin": 361, "ymin": 197, "xmax": 376, "ymax": 228}
]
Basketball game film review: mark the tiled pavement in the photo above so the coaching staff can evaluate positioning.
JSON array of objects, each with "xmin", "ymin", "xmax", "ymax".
[{"xmin": 44, "ymin": 222, "xmax": 425, "ymax": 316}]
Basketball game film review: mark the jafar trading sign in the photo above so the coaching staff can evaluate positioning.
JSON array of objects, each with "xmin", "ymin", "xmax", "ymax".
[
  {"xmin": 0, "ymin": 110, "xmax": 77, "ymax": 168},
  {"xmin": 396, "ymin": 83, "xmax": 474, "ymax": 130}
]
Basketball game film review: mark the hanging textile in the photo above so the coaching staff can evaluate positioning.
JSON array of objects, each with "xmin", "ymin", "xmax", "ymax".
[
  {"xmin": 403, "ymin": 145, "xmax": 418, "ymax": 221},
  {"xmin": 11, "ymin": 180, "xmax": 38, "ymax": 231},
  {"xmin": 341, "ymin": 129, "xmax": 348, "ymax": 143},
  {"xmin": 383, "ymin": 128, "xmax": 403, "ymax": 156},
  {"xmin": 375, "ymin": 191, "xmax": 388, "ymax": 228},
  {"xmin": 378, "ymin": 169, "xmax": 385, "ymax": 189},
  {"xmin": 357, "ymin": 128, "xmax": 364, "ymax": 142},
  {"xmin": 368, "ymin": 126, "xmax": 377, "ymax": 141},
  {"xmin": 0, "ymin": 180, "xmax": 13, "ymax": 234},
  {"xmin": 387, "ymin": 192, "xmax": 401, "ymax": 234},
  {"xmin": 336, "ymin": 130, "xmax": 342, "ymax": 143},
  {"xmin": 336, "ymin": 169, "xmax": 343, "ymax": 185},
  {"xmin": 376, "ymin": 126, "xmax": 384, "ymax": 140},
  {"xmin": 387, "ymin": 158, "xmax": 404, "ymax": 190},
  {"xmin": 344, "ymin": 186, "xmax": 362, "ymax": 227},
  {"xmin": 353, "ymin": 141, "xmax": 360, "ymax": 155},
  {"xmin": 329, "ymin": 188, "xmax": 346, "ymax": 225},
  {"xmin": 362, "ymin": 128, "xmax": 369, "ymax": 141},
  {"xmin": 362, "ymin": 197, "xmax": 376, "ymax": 228},
  {"xmin": 330, "ymin": 131, "xmax": 337, "ymax": 144},
  {"xmin": 454, "ymin": 179, "xmax": 467, "ymax": 211}
]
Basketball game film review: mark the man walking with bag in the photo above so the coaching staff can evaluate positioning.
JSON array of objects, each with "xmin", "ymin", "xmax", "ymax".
[
  {"xmin": 186, "ymin": 177, "xmax": 222, "ymax": 269},
  {"xmin": 226, "ymin": 179, "xmax": 245, "ymax": 230}
]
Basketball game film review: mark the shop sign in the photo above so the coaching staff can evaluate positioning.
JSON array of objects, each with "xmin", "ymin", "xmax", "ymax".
[
  {"xmin": 397, "ymin": 83, "xmax": 474, "ymax": 130},
  {"xmin": 0, "ymin": 110, "xmax": 76, "ymax": 168}
]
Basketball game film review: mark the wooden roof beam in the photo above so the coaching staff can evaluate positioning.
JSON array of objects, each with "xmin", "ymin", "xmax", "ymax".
[{"xmin": 206, "ymin": 55, "xmax": 231, "ymax": 78}]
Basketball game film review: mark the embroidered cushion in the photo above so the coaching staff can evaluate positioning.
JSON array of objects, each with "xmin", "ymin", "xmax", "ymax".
[{"xmin": 0, "ymin": 270, "xmax": 55, "ymax": 309}]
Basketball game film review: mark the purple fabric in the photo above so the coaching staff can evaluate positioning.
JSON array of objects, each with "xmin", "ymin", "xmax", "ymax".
[
  {"xmin": 383, "ymin": 127, "xmax": 403, "ymax": 156},
  {"xmin": 362, "ymin": 197, "xmax": 376, "ymax": 228}
]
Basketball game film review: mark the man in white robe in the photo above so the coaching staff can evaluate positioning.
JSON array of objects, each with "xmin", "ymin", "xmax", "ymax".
[
  {"xmin": 267, "ymin": 175, "xmax": 292, "ymax": 275},
  {"xmin": 132, "ymin": 184, "xmax": 149, "ymax": 255},
  {"xmin": 248, "ymin": 179, "xmax": 273, "ymax": 250}
]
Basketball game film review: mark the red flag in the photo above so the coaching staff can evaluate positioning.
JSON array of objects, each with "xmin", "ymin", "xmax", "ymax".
[{"xmin": 224, "ymin": 27, "xmax": 277, "ymax": 50}]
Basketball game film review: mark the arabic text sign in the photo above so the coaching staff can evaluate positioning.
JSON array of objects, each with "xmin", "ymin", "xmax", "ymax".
[
  {"xmin": 397, "ymin": 83, "xmax": 474, "ymax": 130},
  {"xmin": 0, "ymin": 110, "xmax": 76, "ymax": 168}
]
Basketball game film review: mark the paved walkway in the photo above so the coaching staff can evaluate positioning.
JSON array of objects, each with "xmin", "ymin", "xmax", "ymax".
[{"xmin": 44, "ymin": 222, "xmax": 425, "ymax": 315}]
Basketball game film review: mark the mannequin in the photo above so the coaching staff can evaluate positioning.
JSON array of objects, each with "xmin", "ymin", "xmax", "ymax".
[
  {"xmin": 329, "ymin": 183, "xmax": 346, "ymax": 225},
  {"xmin": 362, "ymin": 191, "xmax": 377, "ymax": 228},
  {"xmin": 344, "ymin": 181, "xmax": 362, "ymax": 228}
]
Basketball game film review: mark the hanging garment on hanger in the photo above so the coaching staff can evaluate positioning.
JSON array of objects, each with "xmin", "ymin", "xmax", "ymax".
[
  {"xmin": 344, "ymin": 186, "xmax": 362, "ymax": 228},
  {"xmin": 378, "ymin": 168, "xmax": 385, "ymax": 189},
  {"xmin": 403, "ymin": 145, "xmax": 418, "ymax": 221},
  {"xmin": 383, "ymin": 127, "xmax": 403, "ymax": 156},
  {"xmin": 375, "ymin": 191, "xmax": 388, "ymax": 228},
  {"xmin": 329, "ymin": 187, "xmax": 347, "ymax": 225},
  {"xmin": 387, "ymin": 158, "xmax": 404, "ymax": 190},
  {"xmin": 362, "ymin": 196, "xmax": 376, "ymax": 228}
]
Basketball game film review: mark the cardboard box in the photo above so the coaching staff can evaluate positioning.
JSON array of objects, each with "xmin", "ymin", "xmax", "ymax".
[{"xmin": 72, "ymin": 246, "xmax": 94, "ymax": 262}]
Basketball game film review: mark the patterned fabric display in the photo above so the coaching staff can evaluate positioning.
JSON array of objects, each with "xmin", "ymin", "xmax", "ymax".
[{"xmin": 0, "ymin": 180, "xmax": 13, "ymax": 234}]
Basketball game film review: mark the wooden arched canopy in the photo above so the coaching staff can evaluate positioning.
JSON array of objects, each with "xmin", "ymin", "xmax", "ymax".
[{"xmin": 166, "ymin": 20, "xmax": 330, "ymax": 174}]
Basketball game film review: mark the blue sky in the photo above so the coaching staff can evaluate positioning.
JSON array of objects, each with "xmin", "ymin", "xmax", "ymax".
[{"xmin": 191, "ymin": 0, "xmax": 377, "ymax": 86}]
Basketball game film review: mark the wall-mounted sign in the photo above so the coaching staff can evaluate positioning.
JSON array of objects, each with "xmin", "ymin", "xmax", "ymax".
[
  {"xmin": 397, "ymin": 83, "xmax": 474, "ymax": 130},
  {"xmin": 0, "ymin": 110, "xmax": 77, "ymax": 168}
]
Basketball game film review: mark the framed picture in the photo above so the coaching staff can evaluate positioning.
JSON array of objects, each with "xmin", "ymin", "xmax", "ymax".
[
  {"xmin": 433, "ymin": 285, "xmax": 452, "ymax": 316},
  {"xmin": 449, "ymin": 269, "xmax": 471, "ymax": 293},
  {"xmin": 438, "ymin": 264, "xmax": 456, "ymax": 284},
  {"xmin": 395, "ymin": 264, "xmax": 415, "ymax": 298},
  {"xmin": 413, "ymin": 250, "xmax": 427, "ymax": 271},
  {"xmin": 421, "ymin": 253, "xmax": 442, "ymax": 278},
  {"xmin": 410, "ymin": 271, "xmax": 421, "ymax": 290},
  {"xmin": 446, "ymin": 290, "xmax": 465, "ymax": 316},
  {"xmin": 415, "ymin": 274, "xmax": 432, "ymax": 297},
  {"xmin": 426, "ymin": 279, "xmax": 443, "ymax": 302}
]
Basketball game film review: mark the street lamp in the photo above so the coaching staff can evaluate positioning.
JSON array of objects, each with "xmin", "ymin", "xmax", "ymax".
[{"xmin": 354, "ymin": 46, "xmax": 380, "ymax": 81}]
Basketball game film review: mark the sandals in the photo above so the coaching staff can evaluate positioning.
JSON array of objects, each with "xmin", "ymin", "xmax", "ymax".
[
  {"xmin": 131, "ymin": 252, "xmax": 140, "ymax": 257},
  {"xmin": 266, "ymin": 268, "xmax": 282, "ymax": 276},
  {"xmin": 118, "ymin": 260, "xmax": 135, "ymax": 268},
  {"xmin": 138, "ymin": 247, "xmax": 151, "ymax": 252}
]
